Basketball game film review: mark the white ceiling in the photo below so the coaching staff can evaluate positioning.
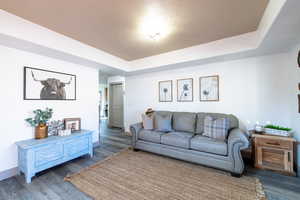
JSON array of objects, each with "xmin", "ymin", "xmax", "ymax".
[{"xmin": 0, "ymin": 0, "xmax": 299, "ymax": 75}]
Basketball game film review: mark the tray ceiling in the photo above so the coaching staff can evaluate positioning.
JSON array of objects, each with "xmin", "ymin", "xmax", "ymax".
[{"xmin": 0, "ymin": 0, "xmax": 269, "ymax": 61}]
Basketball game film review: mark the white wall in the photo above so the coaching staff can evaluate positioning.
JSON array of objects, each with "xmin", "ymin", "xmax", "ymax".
[
  {"xmin": 0, "ymin": 45, "xmax": 99, "ymax": 173},
  {"xmin": 125, "ymin": 49, "xmax": 300, "ymax": 165}
]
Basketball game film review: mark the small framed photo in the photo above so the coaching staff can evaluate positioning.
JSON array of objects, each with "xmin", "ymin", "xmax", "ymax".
[
  {"xmin": 200, "ymin": 75, "xmax": 219, "ymax": 101},
  {"xmin": 64, "ymin": 118, "xmax": 81, "ymax": 132},
  {"xmin": 159, "ymin": 80, "xmax": 173, "ymax": 102},
  {"xmin": 177, "ymin": 78, "xmax": 193, "ymax": 102}
]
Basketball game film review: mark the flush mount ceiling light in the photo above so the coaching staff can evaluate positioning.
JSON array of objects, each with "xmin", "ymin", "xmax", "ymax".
[{"xmin": 139, "ymin": 7, "xmax": 171, "ymax": 41}]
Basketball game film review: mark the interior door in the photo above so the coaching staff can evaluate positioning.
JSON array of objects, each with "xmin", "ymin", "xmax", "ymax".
[{"xmin": 110, "ymin": 84, "xmax": 124, "ymax": 128}]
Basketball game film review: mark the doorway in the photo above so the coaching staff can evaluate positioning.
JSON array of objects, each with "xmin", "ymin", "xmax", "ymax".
[{"xmin": 109, "ymin": 83, "xmax": 124, "ymax": 129}]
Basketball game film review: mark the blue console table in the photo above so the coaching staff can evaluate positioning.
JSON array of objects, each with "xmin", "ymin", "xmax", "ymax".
[{"xmin": 16, "ymin": 130, "xmax": 93, "ymax": 183}]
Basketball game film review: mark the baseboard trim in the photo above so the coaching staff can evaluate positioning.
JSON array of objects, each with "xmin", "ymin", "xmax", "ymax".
[{"xmin": 0, "ymin": 167, "xmax": 18, "ymax": 181}]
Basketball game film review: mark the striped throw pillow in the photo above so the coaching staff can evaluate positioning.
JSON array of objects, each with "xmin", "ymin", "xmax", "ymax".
[{"xmin": 203, "ymin": 116, "xmax": 230, "ymax": 141}]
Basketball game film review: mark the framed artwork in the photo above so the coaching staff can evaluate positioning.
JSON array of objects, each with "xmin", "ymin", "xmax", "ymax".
[
  {"xmin": 298, "ymin": 94, "xmax": 300, "ymax": 113},
  {"xmin": 24, "ymin": 66, "xmax": 76, "ymax": 100},
  {"xmin": 159, "ymin": 80, "xmax": 173, "ymax": 102},
  {"xmin": 200, "ymin": 75, "xmax": 219, "ymax": 101},
  {"xmin": 177, "ymin": 78, "xmax": 193, "ymax": 102},
  {"xmin": 64, "ymin": 118, "xmax": 81, "ymax": 132},
  {"xmin": 298, "ymin": 50, "xmax": 300, "ymax": 68}
]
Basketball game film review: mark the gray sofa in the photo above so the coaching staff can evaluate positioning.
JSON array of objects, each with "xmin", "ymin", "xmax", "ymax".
[{"xmin": 130, "ymin": 111, "xmax": 249, "ymax": 176}]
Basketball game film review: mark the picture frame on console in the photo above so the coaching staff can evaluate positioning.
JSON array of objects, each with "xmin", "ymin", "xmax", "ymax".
[
  {"xmin": 64, "ymin": 118, "xmax": 81, "ymax": 132},
  {"xmin": 199, "ymin": 75, "xmax": 219, "ymax": 102},
  {"xmin": 177, "ymin": 78, "xmax": 193, "ymax": 102},
  {"xmin": 158, "ymin": 80, "xmax": 173, "ymax": 102},
  {"xmin": 24, "ymin": 66, "xmax": 76, "ymax": 100}
]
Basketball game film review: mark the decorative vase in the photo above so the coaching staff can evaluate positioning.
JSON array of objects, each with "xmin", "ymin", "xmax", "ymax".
[{"xmin": 35, "ymin": 124, "xmax": 48, "ymax": 139}]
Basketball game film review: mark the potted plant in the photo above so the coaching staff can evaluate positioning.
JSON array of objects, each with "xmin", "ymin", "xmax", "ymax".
[
  {"xmin": 264, "ymin": 124, "xmax": 292, "ymax": 137},
  {"xmin": 25, "ymin": 108, "xmax": 53, "ymax": 139}
]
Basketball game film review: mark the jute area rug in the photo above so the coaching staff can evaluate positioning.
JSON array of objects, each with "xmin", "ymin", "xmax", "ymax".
[{"xmin": 65, "ymin": 149, "xmax": 266, "ymax": 200}]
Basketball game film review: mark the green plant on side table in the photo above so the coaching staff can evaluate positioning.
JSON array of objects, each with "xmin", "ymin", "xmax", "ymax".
[
  {"xmin": 264, "ymin": 124, "xmax": 292, "ymax": 137},
  {"xmin": 25, "ymin": 108, "xmax": 53, "ymax": 139}
]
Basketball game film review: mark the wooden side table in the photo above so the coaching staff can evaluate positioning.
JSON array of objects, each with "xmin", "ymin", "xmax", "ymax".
[{"xmin": 252, "ymin": 133, "xmax": 296, "ymax": 176}]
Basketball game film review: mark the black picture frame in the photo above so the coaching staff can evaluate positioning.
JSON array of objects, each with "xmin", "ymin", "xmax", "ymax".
[
  {"xmin": 24, "ymin": 66, "xmax": 76, "ymax": 100},
  {"xmin": 298, "ymin": 50, "xmax": 300, "ymax": 68}
]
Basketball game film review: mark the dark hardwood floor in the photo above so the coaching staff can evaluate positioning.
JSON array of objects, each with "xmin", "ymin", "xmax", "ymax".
[{"xmin": 0, "ymin": 121, "xmax": 299, "ymax": 200}]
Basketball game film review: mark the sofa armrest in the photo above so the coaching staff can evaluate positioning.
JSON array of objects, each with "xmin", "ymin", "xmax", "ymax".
[
  {"xmin": 228, "ymin": 128, "xmax": 249, "ymax": 174},
  {"xmin": 130, "ymin": 122, "xmax": 143, "ymax": 147}
]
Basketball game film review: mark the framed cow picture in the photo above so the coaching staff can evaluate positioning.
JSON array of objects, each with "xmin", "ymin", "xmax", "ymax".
[{"xmin": 24, "ymin": 67, "xmax": 76, "ymax": 100}]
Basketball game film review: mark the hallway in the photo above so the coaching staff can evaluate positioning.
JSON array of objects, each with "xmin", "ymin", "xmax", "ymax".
[{"xmin": 100, "ymin": 119, "xmax": 131, "ymax": 148}]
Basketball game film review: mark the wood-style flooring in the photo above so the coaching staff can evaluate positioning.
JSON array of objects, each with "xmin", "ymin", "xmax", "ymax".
[{"xmin": 0, "ymin": 121, "xmax": 299, "ymax": 200}]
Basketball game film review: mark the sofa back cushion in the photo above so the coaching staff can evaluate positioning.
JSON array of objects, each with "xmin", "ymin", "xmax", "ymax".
[
  {"xmin": 196, "ymin": 113, "xmax": 238, "ymax": 134},
  {"xmin": 202, "ymin": 116, "xmax": 230, "ymax": 141},
  {"xmin": 173, "ymin": 112, "xmax": 197, "ymax": 133},
  {"xmin": 154, "ymin": 111, "xmax": 173, "ymax": 132}
]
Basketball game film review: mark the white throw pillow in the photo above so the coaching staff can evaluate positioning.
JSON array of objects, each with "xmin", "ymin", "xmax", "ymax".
[{"xmin": 142, "ymin": 114, "xmax": 154, "ymax": 130}]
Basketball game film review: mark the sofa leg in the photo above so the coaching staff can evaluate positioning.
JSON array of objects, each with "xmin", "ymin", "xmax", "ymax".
[
  {"xmin": 133, "ymin": 148, "xmax": 140, "ymax": 152},
  {"xmin": 230, "ymin": 173, "xmax": 242, "ymax": 178}
]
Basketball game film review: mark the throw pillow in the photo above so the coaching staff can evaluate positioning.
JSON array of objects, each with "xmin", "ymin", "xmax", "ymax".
[
  {"xmin": 155, "ymin": 114, "xmax": 172, "ymax": 132},
  {"xmin": 142, "ymin": 114, "xmax": 154, "ymax": 130},
  {"xmin": 203, "ymin": 116, "xmax": 230, "ymax": 141}
]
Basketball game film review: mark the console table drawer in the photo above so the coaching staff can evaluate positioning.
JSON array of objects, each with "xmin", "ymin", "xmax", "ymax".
[
  {"xmin": 257, "ymin": 138, "xmax": 292, "ymax": 149},
  {"xmin": 35, "ymin": 143, "xmax": 64, "ymax": 167},
  {"xmin": 64, "ymin": 137, "xmax": 89, "ymax": 156}
]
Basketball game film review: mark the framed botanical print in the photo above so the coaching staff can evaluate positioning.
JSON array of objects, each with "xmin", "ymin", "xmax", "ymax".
[
  {"xmin": 24, "ymin": 66, "xmax": 76, "ymax": 100},
  {"xmin": 200, "ymin": 75, "xmax": 219, "ymax": 101},
  {"xmin": 177, "ymin": 78, "xmax": 193, "ymax": 102},
  {"xmin": 159, "ymin": 80, "xmax": 173, "ymax": 102}
]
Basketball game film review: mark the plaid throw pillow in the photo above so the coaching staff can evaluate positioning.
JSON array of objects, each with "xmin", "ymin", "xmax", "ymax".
[{"xmin": 203, "ymin": 116, "xmax": 230, "ymax": 141}]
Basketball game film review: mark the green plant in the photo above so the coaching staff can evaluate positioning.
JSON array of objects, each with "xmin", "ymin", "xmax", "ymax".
[
  {"xmin": 264, "ymin": 124, "xmax": 292, "ymax": 132},
  {"xmin": 25, "ymin": 108, "xmax": 53, "ymax": 127}
]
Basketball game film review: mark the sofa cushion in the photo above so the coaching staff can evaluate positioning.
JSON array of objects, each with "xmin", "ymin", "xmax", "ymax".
[
  {"xmin": 190, "ymin": 135, "xmax": 228, "ymax": 156},
  {"xmin": 161, "ymin": 131, "xmax": 194, "ymax": 149},
  {"xmin": 203, "ymin": 116, "xmax": 230, "ymax": 141},
  {"xmin": 154, "ymin": 112, "xmax": 173, "ymax": 132},
  {"xmin": 173, "ymin": 112, "xmax": 197, "ymax": 133},
  {"xmin": 138, "ymin": 130, "xmax": 166, "ymax": 144},
  {"xmin": 196, "ymin": 113, "xmax": 238, "ymax": 134}
]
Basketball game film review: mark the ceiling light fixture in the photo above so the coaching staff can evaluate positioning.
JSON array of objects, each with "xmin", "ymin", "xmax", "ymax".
[{"xmin": 139, "ymin": 7, "xmax": 171, "ymax": 41}]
